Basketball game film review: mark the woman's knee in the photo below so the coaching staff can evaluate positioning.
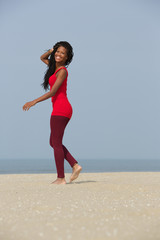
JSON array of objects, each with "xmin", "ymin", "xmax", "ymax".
[
  {"xmin": 49, "ymin": 137, "xmax": 53, "ymax": 148},
  {"xmin": 52, "ymin": 140, "xmax": 62, "ymax": 149},
  {"xmin": 50, "ymin": 136, "xmax": 60, "ymax": 149}
]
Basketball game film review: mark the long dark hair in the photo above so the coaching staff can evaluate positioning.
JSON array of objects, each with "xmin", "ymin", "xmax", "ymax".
[{"xmin": 41, "ymin": 41, "xmax": 74, "ymax": 91}]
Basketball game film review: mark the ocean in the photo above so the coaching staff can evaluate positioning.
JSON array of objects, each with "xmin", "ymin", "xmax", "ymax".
[{"xmin": 0, "ymin": 158, "xmax": 160, "ymax": 174}]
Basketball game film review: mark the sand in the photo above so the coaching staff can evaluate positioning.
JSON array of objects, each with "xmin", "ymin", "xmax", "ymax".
[{"xmin": 0, "ymin": 172, "xmax": 160, "ymax": 240}]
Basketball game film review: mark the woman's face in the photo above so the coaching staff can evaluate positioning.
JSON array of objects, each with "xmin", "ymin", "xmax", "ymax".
[{"xmin": 55, "ymin": 46, "xmax": 68, "ymax": 64}]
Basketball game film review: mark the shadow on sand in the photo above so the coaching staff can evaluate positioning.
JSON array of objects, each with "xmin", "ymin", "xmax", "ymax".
[{"xmin": 67, "ymin": 180, "xmax": 97, "ymax": 184}]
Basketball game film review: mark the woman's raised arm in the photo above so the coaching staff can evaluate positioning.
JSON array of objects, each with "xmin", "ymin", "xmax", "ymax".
[{"xmin": 40, "ymin": 48, "xmax": 54, "ymax": 65}]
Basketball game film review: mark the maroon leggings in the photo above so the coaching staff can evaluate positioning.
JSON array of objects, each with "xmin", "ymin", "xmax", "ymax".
[{"xmin": 49, "ymin": 115, "xmax": 78, "ymax": 178}]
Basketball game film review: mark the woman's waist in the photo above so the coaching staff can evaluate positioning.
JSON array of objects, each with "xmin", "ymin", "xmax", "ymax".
[
  {"xmin": 52, "ymin": 95, "xmax": 68, "ymax": 102},
  {"xmin": 52, "ymin": 96, "xmax": 71, "ymax": 104}
]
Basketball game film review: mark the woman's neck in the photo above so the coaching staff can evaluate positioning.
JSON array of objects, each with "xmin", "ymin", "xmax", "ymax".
[{"xmin": 55, "ymin": 63, "xmax": 65, "ymax": 71}]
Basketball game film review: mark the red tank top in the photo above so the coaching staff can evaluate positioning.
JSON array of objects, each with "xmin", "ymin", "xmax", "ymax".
[{"xmin": 49, "ymin": 66, "xmax": 73, "ymax": 119}]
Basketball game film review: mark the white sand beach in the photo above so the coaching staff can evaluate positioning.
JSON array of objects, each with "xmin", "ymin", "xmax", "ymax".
[{"xmin": 0, "ymin": 172, "xmax": 160, "ymax": 240}]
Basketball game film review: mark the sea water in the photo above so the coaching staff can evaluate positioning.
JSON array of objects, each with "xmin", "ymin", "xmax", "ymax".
[{"xmin": 0, "ymin": 158, "xmax": 160, "ymax": 174}]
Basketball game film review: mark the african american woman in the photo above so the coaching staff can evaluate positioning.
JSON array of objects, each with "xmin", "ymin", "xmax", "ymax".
[{"xmin": 22, "ymin": 41, "xmax": 82, "ymax": 185}]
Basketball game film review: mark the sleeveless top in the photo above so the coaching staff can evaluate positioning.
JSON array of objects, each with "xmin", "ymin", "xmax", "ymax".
[{"xmin": 48, "ymin": 66, "xmax": 73, "ymax": 119}]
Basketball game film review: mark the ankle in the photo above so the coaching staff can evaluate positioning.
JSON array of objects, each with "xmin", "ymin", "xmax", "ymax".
[{"xmin": 73, "ymin": 163, "xmax": 78, "ymax": 168}]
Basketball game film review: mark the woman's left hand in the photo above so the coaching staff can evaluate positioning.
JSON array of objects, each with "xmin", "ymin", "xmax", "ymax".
[{"xmin": 23, "ymin": 100, "xmax": 37, "ymax": 111}]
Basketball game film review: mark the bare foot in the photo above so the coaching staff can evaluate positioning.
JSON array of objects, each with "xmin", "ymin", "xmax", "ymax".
[
  {"xmin": 51, "ymin": 178, "xmax": 66, "ymax": 185},
  {"xmin": 69, "ymin": 164, "xmax": 82, "ymax": 183}
]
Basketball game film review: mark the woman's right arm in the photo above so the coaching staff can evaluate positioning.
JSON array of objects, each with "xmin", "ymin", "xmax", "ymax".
[{"xmin": 40, "ymin": 48, "xmax": 54, "ymax": 65}]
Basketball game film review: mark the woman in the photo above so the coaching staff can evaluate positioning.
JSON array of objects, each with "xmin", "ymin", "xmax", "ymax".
[{"xmin": 23, "ymin": 41, "xmax": 82, "ymax": 185}]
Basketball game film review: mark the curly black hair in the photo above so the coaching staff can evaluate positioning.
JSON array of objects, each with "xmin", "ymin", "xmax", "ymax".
[{"xmin": 41, "ymin": 41, "xmax": 74, "ymax": 91}]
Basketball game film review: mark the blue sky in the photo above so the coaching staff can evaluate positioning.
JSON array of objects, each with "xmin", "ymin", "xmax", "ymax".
[{"xmin": 0, "ymin": 0, "xmax": 160, "ymax": 161}]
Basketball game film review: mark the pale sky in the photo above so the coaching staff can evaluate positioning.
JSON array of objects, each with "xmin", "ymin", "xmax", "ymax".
[{"xmin": 0, "ymin": 0, "xmax": 160, "ymax": 161}]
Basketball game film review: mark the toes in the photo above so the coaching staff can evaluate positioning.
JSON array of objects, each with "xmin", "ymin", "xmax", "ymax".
[
  {"xmin": 51, "ymin": 180, "xmax": 66, "ymax": 184},
  {"xmin": 69, "ymin": 166, "xmax": 82, "ymax": 183}
]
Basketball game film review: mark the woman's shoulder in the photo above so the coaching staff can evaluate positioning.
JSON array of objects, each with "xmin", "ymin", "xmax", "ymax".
[{"xmin": 55, "ymin": 66, "xmax": 68, "ymax": 76}]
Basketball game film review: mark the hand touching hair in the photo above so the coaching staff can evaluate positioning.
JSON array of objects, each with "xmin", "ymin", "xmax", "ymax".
[{"xmin": 41, "ymin": 41, "xmax": 74, "ymax": 91}]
